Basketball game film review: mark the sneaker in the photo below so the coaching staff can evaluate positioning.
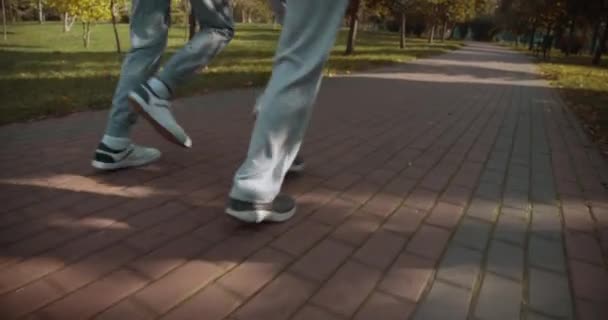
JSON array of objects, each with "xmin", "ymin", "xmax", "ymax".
[
  {"xmin": 128, "ymin": 83, "xmax": 192, "ymax": 148},
  {"xmin": 225, "ymin": 194, "xmax": 296, "ymax": 223},
  {"xmin": 91, "ymin": 142, "xmax": 161, "ymax": 170},
  {"xmin": 288, "ymin": 155, "xmax": 305, "ymax": 173}
]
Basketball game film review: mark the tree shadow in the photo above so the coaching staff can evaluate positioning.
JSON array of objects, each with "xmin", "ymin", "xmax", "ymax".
[{"xmin": 0, "ymin": 44, "xmax": 604, "ymax": 319}]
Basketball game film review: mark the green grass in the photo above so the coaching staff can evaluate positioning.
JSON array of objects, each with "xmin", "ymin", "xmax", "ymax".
[
  {"xmin": 0, "ymin": 22, "xmax": 462, "ymax": 125},
  {"xmin": 505, "ymin": 43, "xmax": 608, "ymax": 150}
]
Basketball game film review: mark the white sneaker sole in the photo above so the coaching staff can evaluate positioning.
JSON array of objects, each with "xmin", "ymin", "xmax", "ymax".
[
  {"xmin": 91, "ymin": 153, "xmax": 161, "ymax": 171},
  {"xmin": 225, "ymin": 206, "xmax": 296, "ymax": 223},
  {"xmin": 128, "ymin": 93, "xmax": 192, "ymax": 149}
]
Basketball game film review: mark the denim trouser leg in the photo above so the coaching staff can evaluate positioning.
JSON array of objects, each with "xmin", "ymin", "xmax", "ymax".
[
  {"xmin": 105, "ymin": 0, "xmax": 170, "ymax": 138},
  {"xmin": 104, "ymin": 0, "xmax": 233, "ymax": 138},
  {"xmin": 158, "ymin": 0, "xmax": 234, "ymax": 91},
  {"xmin": 230, "ymin": 0, "xmax": 349, "ymax": 203}
]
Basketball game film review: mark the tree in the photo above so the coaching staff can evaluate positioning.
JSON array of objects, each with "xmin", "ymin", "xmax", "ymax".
[
  {"xmin": 2, "ymin": 0, "xmax": 6, "ymax": 41},
  {"xmin": 48, "ymin": 0, "xmax": 112, "ymax": 48},
  {"xmin": 37, "ymin": 0, "xmax": 44, "ymax": 24},
  {"xmin": 345, "ymin": 0, "xmax": 362, "ymax": 55},
  {"xmin": 110, "ymin": 0, "xmax": 120, "ymax": 54}
]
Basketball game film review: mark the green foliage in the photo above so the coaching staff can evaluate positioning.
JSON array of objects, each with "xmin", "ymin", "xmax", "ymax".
[{"xmin": 0, "ymin": 22, "xmax": 462, "ymax": 124}]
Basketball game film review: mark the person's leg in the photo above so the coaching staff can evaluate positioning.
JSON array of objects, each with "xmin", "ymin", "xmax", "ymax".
[
  {"xmin": 227, "ymin": 0, "xmax": 349, "ymax": 223},
  {"xmin": 92, "ymin": 0, "xmax": 170, "ymax": 170},
  {"xmin": 258, "ymin": 0, "xmax": 305, "ymax": 174},
  {"xmin": 127, "ymin": 0, "xmax": 234, "ymax": 148},
  {"xmin": 105, "ymin": 0, "xmax": 170, "ymax": 139}
]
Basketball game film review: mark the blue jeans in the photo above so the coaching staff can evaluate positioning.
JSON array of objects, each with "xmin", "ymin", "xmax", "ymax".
[
  {"xmin": 105, "ymin": 0, "xmax": 234, "ymax": 138},
  {"xmin": 230, "ymin": 0, "xmax": 349, "ymax": 203}
]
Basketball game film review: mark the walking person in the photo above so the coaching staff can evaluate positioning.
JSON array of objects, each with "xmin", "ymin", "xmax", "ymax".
[
  {"xmin": 226, "ymin": 0, "xmax": 349, "ymax": 223},
  {"xmin": 92, "ymin": 0, "xmax": 235, "ymax": 170},
  {"xmin": 95, "ymin": 0, "xmax": 349, "ymax": 224}
]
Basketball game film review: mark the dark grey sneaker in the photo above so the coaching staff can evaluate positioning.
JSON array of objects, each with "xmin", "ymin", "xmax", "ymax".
[
  {"xmin": 225, "ymin": 194, "xmax": 296, "ymax": 223},
  {"xmin": 128, "ymin": 82, "xmax": 192, "ymax": 149},
  {"xmin": 288, "ymin": 155, "xmax": 305, "ymax": 173}
]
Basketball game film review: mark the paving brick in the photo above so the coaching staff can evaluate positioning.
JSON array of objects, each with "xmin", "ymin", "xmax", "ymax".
[
  {"xmin": 48, "ymin": 244, "xmax": 139, "ymax": 293},
  {"xmin": 134, "ymin": 260, "xmax": 223, "ymax": 314},
  {"xmin": 475, "ymin": 182, "xmax": 502, "ymax": 201},
  {"xmin": 494, "ymin": 210, "xmax": 528, "ymax": 246},
  {"xmin": 39, "ymin": 269, "xmax": 148, "ymax": 319},
  {"xmin": 161, "ymin": 284, "xmax": 243, "ymax": 320},
  {"xmin": 563, "ymin": 206, "xmax": 595, "ymax": 233},
  {"xmin": 441, "ymin": 185, "xmax": 473, "ymax": 207},
  {"xmin": 480, "ymin": 169, "xmax": 505, "ymax": 185},
  {"xmin": 310, "ymin": 197, "xmax": 359, "ymax": 226},
  {"xmin": 128, "ymin": 234, "xmax": 211, "ymax": 280},
  {"xmin": 531, "ymin": 209, "xmax": 562, "ymax": 241},
  {"xmin": 125, "ymin": 215, "xmax": 201, "ymax": 253},
  {"xmin": 426, "ymin": 202, "xmax": 465, "ymax": 229},
  {"xmin": 378, "ymin": 253, "xmax": 435, "ymax": 301},
  {"xmin": 271, "ymin": 219, "xmax": 331, "ymax": 256},
  {"xmin": 487, "ymin": 240, "xmax": 524, "ymax": 281},
  {"xmin": 528, "ymin": 235, "xmax": 566, "ymax": 273},
  {"xmin": 354, "ymin": 291, "xmax": 415, "ymax": 320},
  {"xmin": 503, "ymin": 188, "xmax": 530, "ymax": 210},
  {"xmin": 575, "ymin": 298, "xmax": 608, "ymax": 320},
  {"xmin": 289, "ymin": 238, "xmax": 353, "ymax": 282},
  {"xmin": 525, "ymin": 312, "xmax": 554, "ymax": 320},
  {"xmin": 96, "ymin": 298, "xmax": 157, "ymax": 320},
  {"xmin": 323, "ymin": 172, "xmax": 362, "ymax": 190},
  {"xmin": 528, "ymin": 268, "xmax": 573, "ymax": 318},
  {"xmin": 568, "ymin": 260, "xmax": 608, "ymax": 302},
  {"xmin": 331, "ymin": 212, "xmax": 381, "ymax": 246},
  {"xmin": 413, "ymin": 281, "xmax": 471, "ymax": 320},
  {"xmin": 466, "ymin": 198, "xmax": 499, "ymax": 222},
  {"xmin": 353, "ymin": 230, "xmax": 407, "ymax": 270},
  {"xmin": 564, "ymin": 231, "xmax": 604, "ymax": 265},
  {"xmin": 312, "ymin": 261, "xmax": 382, "ymax": 317},
  {"xmin": 475, "ymin": 274, "xmax": 522, "ymax": 320},
  {"xmin": 362, "ymin": 193, "xmax": 403, "ymax": 218},
  {"xmin": 405, "ymin": 188, "xmax": 438, "ymax": 211},
  {"xmin": 0, "ymin": 257, "xmax": 65, "ymax": 295},
  {"xmin": 382, "ymin": 206, "xmax": 426, "ymax": 237},
  {"xmin": 452, "ymin": 217, "xmax": 492, "ymax": 251},
  {"xmin": 342, "ymin": 181, "xmax": 382, "ymax": 205},
  {"xmin": 382, "ymin": 177, "xmax": 417, "ymax": 197},
  {"xmin": 234, "ymin": 273, "xmax": 316, "ymax": 320},
  {"xmin": 291, "ymin": 305, "xmax": 342, "ymax": 320},
  {"xmin": 0, "ymin": 279, "xmax": 64, "ymax": 319},
  {"xmin": 406, "ymin": 224, "xmax": 451, "ymax": 260},
  {"xmin": 437, "ymin": 245, "xmax": 483, "ymax": 289},
  {"xmin": 218, "ymin": 248, "xmax": 292, "ymax": 298},
  {"xmin": 201, "ymin": 231, "xmax": 274, "ymax": 270}
]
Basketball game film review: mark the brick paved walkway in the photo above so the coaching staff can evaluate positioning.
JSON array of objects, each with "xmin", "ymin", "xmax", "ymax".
[{"xmin": 1, "ymin": 43, "xmax": 607, "ymax": 320}]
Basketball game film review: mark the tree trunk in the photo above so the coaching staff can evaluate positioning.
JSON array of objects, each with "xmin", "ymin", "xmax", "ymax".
[
  {"xmin": 528, "ymin": 22, "xmax": 537, "ymax": 50},
  {"xmin": 441, "ymin": 19, "xmax": 448, "ymax": 42},
  {"xmin": 565, "ymin": 20, "xmax": 575, "ymax": 56},
  {"xmin": 590, "ymin": 20, "xmax": 601, "ymax": 55},
  {"xmin": 593, "ymin": 20, "xmax": 608, "ymax": 65},
  {"xmin": 399, "ymin": 11, "xmax": 406, "ymax": 49},
  {"xmin": 345, "ymin": 0, "xmax": 360, "ymax": 55},
  {"xmin": 1, "ymin": 0, "xmax": 6, "ymax": 41},
  {"xmin": 82, "ymin": 22, "xmax": 91, "ymax": 48},
  {"xmin": 38, "ymin": 0, "xmax": 44, "ymax": 24},
  {"xmin": 110, "ymin": 0, "xmax": 121, "ymax": 54},
  {"xmin": 428, "ymin": 23, "xmax": 436, "ymax": 44},
  {"xmin": 241, "ymin": 9, "xmax": 246, "ymax": 23},
  {"xmin": 188, "ymin": 12, "xmax": 196, "ymax": 40},
  {"xmin": 63, "ymin": 13, "xmax": 69, "ymax": 32}
]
